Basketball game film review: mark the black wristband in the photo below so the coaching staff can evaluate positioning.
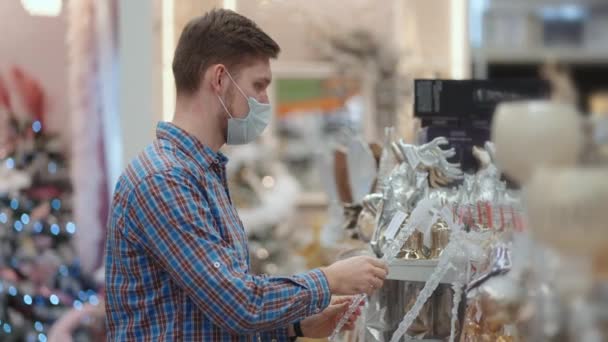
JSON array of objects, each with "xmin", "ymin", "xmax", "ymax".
[{"xmin": 294, "ymin": 321, "xmax": 304, "ymax": 337}]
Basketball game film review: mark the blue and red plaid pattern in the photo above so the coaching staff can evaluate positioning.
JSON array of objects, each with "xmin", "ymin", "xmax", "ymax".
[{"xmin": 105, "ymin": 122, "xmax": 331, "ymax": 341}]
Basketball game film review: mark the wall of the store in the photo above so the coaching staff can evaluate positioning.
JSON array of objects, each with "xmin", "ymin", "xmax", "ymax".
[
  {"xmin": 157, "ymin": 0, "xmax": 221, "ymax": 122},
  {"xmin": 118, "ymin": 0, "xmax": 158, "ymax": 168},
  {"xmin": 395, "ymin": 0, "xmax": 466, "ymax": 78},
  {"xmin": 236, "ymin": 0, "xmax": 463, "ymax": 77},
  {"xmin": 409, "ymin": 0, "xmax": 453, "ymax": 75},
  {"xmin": 237, "ymin": 0, "xmax": 395, "ymax": 63},
  {"xmin": 0, "ymin": 1, "xmax": 68, "ymax": 136}
]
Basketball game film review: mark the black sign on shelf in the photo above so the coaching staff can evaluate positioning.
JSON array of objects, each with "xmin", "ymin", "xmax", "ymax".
[
  {"xmin": 414, "ymin": 79, "xmax": 550, "ymax": 120},
  {"xmin": 414, "ymin": 79, "xmax": 550, "ymax": 174}
]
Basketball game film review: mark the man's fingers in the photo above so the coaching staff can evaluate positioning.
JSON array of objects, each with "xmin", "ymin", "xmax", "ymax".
[
  {"xmin": 367, "ymin": 258, "xmax": 388, "ymax": 270},
  {"xmin": 331, "ymin": 296, "xmax": 352, "ymax": 306},
  {"xmin": 326, "ymin": 301, "xmax": 350, "ymax": 318},
  {"xmin": 370, "ymin": 276, "xmax": 383, "ymax": 289},
  {"xmin": 370, "ymin": 265, "xmax": 388, "ymax": 279}
]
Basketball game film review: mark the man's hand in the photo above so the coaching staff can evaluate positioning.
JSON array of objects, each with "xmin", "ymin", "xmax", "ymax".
[
  {"xmin": 299, "ymin": 297, "xmax": 363, "ymax": 339},
  {"xmin": 321, "ymin": 256, "xmax": 388, "ymax": 296}
]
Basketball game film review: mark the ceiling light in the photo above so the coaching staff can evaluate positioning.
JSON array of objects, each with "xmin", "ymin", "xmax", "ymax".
[{"xmin": 21, "ymin": 0, "xmax": 62, "ymax": 17}]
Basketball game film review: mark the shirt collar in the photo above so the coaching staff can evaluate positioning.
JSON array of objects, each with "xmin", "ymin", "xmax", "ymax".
[{"xmin": 156, "ymin": 122, "xmax": 228, "ymax": 169}]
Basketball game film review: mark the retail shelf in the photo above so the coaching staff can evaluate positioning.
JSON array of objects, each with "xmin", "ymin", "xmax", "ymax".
[
  {"xmin": 485, "ymin": 0, "xmax": 606, "ymax": 11},
  {"xmin": 387, "ymin": 259, "xmax": 457, "ymax": 284},
  {"xmin": 476, "ymin": 47, "xmax": 608, "ymax": 64}
]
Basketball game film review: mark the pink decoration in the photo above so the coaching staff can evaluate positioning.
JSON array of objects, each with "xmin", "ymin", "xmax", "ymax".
[
  {"xmin": 0, "ymin": 74, "xmax": 12, "ymax": 111},
  {"xmin": 10, "ymin": 66, "xmax": 46, "ymax": 126}
]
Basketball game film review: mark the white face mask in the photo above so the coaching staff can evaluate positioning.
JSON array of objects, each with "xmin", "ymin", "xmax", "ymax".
[{"xmin": 217, "ymin": 71, "xmax": 272, "ymax": 145}]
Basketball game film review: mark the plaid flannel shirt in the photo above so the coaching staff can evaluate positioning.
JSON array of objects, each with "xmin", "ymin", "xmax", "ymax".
[{"xmin": 105, "ymin": 122, "xmax": 331, "ymax": 341}]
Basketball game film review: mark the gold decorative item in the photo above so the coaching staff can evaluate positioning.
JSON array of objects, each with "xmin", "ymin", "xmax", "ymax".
[
  {"xmin": 429, "ymin": 220, "xmax": 451, "ymax": 259},
  {"xmin": 477, "ymin": 276, "xmax": 524, "ymax": 341},
  {"xmin": 460, "ymin": 302, "xmax": 482, "ymax": 342},
  {"xmin": 396, "ymin": 229, "xmax": 425, "ymax": 260}
]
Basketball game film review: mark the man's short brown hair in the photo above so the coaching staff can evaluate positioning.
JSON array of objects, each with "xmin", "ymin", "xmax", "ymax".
[{"xmin": 172, "ymin": 9, "xmax": 280, "ymax": 95}]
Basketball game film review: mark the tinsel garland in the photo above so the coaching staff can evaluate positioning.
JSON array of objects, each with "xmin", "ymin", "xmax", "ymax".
[{"xmin": 67, "ymin": 0, "xmax": 106, "ymax": 273}]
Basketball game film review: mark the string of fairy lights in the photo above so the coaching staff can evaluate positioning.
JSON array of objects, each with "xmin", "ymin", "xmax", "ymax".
[{"xmin": 1, "ymin": 120, "xmax": 102, "ymax": 340}]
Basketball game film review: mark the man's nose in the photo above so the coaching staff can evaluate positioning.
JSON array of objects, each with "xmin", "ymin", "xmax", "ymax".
[{"xmin": 259, "ymin": 91, "xmax": 269, "ymax": 104}]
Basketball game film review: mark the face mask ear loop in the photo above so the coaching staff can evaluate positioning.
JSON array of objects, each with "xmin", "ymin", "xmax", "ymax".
[
  {"xmin": 217, "ymin": 68, "xmax": 240, "ymax": 119},
  {"xmin": 217, "ymin": 95, "xmax": 233, "ymax": 119},
  {"xmin": 225, "ymin": 70, "xmax": 249, "ymax": 100}
]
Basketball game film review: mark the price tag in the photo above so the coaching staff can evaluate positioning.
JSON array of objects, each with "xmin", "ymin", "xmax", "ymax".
[{"xmin": 384, "ymin": 211, "xmax": 408, "ymax": 240}]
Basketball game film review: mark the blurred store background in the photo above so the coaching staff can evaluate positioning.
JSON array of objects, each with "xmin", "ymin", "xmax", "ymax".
[{"xmin": 0, "ymin": 0, "xmax": 607, "ymax": 341}]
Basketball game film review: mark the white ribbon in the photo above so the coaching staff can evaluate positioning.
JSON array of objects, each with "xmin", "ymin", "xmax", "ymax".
[
  {"xmin": 389, "ymin": 213, "xmax": 468, "ymax": 342},
  {"xmin": 329, "ymin": 198, "xmax": 440, "ymax": 341}
]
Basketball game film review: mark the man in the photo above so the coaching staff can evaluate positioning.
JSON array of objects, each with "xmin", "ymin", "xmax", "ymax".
[{"xmin": 105, "ymin": 9, "xmax": 388, "ymax": 341}]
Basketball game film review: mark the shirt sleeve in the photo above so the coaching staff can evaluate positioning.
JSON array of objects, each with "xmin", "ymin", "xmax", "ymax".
[{"xmin": 124, "ymin": 170, "xmax": 331, "ymax": 335}]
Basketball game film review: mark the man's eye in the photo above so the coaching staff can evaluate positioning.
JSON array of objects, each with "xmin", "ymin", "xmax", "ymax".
[{"xmin": 255, "ymin": 83, "xmax": 264, "ymax": 90}]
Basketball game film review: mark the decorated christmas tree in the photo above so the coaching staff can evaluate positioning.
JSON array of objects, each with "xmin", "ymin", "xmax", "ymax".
[
  {"xmin": 226, "ymin": 142, "xmax": 307, "ymax": 276},
  {"xmin": 0, "ymin": 67, "xmax": 103, "ymax": 342}
]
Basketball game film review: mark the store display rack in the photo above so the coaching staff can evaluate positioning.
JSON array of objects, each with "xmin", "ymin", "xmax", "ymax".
[{"xmin": 387, "ymin": 259, "xmax": 457, "ymax": 284}]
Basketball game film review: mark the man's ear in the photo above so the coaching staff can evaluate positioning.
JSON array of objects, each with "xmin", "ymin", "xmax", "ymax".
[{"xmin": 208, "ymin": 64, "xmax": 227, "ymax": 94}]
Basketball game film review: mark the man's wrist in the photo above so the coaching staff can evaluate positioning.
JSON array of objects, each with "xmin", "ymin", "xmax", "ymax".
[
  {"xmin": 294, "ymin": 321, "xmax": 304, "ymax": 337},
  {"xmin": 319, "ymin": 267, "xmax": 335, "ymax": 293},
  {"xmin": 288, "ymin": 322, "xmax": 304, "ymax": 341}
]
